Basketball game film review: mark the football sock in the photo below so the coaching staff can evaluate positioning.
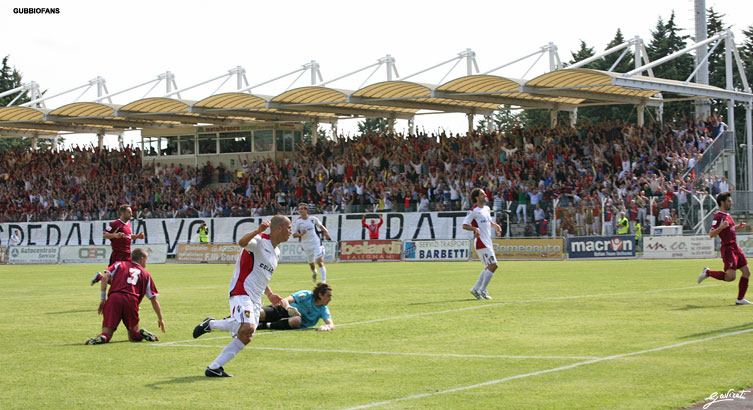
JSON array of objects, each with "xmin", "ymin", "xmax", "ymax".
[
  {"xmin": 209, "ymin": 338, "xmax": 245, "ymax": 369},
  {"xmin": 738, "ymin": 276, "xmax": 749, "ymax": 300},
  {"xmin": 210, "ymin": 318, "xmax": 241, "ymax": 334},
  {"xmin": 708, "ymin": 270, "xmax": 726, "ymax": 280},
  {"xmin": 311, "ymin": 268, "xmax": 317, "ymax": 278},
  {"xmin": 129, "ymin": 329, "xmax": 143, "ymax": 341},
  {"xmin": 473, "ymin": 269, "xmax": 488, "ymax": 291},
  {"xmin": 256, "ymin": 322, "xmax": 269, "ymax": 330},
  {"xmin": 99, "ymin": 333, "xmax": 110, "ymax": 343},
  {"xmin": 481, "ymin": 270, "xmax": 495, "ymax": 291},
  {"xmin": 320, "ymin": 266, "xmax": 327, "ymax": 283},
  {"xmin": 269, "ymin": 319, "xmax": 293, "ymax": 330}
]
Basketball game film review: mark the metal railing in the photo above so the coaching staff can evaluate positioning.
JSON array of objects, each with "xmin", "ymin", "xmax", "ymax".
[{"xmin": 684, "ymin": 130, "xmax": 735, "ymax": 178}]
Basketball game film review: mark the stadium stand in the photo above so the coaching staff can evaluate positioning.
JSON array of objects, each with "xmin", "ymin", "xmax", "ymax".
[{"xmin": 0, "ymin": 115, "xmax": 732, "ymax": 237}]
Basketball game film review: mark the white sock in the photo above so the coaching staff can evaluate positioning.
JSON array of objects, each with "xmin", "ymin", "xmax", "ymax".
[
  {"xmin": 311, "ymin": 268, "xmax": 317, "ymax": 277},
  {"xmin": 209, "ymin": 338, "xmax": 245, "ymax": 369},
  {"xmin": 320, "ymin": 266, "xmax": 327, "ymax": 283},
  {"xmin": 472, "ymin": 269, "xmax": 488, "ymax": 291},
  {"xmin": 481, "ymin": 270, "xmax": 494, "ymax": 291},
  {"xmin": 209, "ymin": 318, "xmax": 240, "ymax": 334}
]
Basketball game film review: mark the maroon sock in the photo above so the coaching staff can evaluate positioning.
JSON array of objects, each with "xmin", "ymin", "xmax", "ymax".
[
  {"xmin": 98, "ymin": 333, "xmax": 110, "ymax": 343},
  {"xmin": 129, "ymin": 329, "xmax": 142, "ymax": 341},
  {"xmin": 708, "ymin": 270, "xmax": 726, "ymax": 280},
  {"xmin": 738, "ymin": 276, "xmax": 749, "ymax": 300},
  {"xmin": 97, "ymin": 273, "xmax": 103, "ymax": 281}
]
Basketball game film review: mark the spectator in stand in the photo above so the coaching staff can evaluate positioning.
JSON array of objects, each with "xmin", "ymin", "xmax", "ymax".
[{"xmin": 362, "ymin": 214, "xmax": 383, "ymax": 239}]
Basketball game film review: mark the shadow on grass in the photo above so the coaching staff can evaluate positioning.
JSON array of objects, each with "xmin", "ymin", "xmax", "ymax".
[
  {"xmin": 679, "ymin": 322, "xmax": 753, "ymax": 339},
  {"xmin": 145, "ymin": 376, "xmax": 209, "ymax": 389},
  {"xmin": 675, "ymin": 304, "xmax": 734, "ymax": 311},
  {"xmin": 48, "ymin": 309, "xmax": 91, "ymax": 315}
]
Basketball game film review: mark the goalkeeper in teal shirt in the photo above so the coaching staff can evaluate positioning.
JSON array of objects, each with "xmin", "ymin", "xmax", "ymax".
[{"xmin": 257, "ymin": 283, "xmax": 334, "ymax": 331}]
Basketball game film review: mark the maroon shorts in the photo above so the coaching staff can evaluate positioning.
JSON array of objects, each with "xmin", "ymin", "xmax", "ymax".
[
  {"xmin": 109, "ymin": 251, "xmax": 131, "ymax": 266},
  {"xmin": 102, "ymin": 292, "xmax": 140, "ymax": 331},
  {"xmin": 721, "ymin": 245, "xmax": 748, "ymax": 271}
]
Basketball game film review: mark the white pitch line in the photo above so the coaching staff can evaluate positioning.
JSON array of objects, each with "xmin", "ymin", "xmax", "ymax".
[
  {"xmin": 155, "ymin": 284, "xmax": 719, "ymax": 346},
  {"xmin": 158, "ymin": 344, "xmax": 598, "ymax": 360},
  {"xmin": 342, "ymin": 327, "xmax": 753, "ymax": 410}
]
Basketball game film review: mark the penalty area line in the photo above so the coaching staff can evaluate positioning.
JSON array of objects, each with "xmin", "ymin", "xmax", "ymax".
[
  {"xmin": 155, "ymin": 284, "xmax": 720, "ymax": 345},
  {"xmin": 341, "ymin": 327, "xmax": 753, "ymax": 410}
]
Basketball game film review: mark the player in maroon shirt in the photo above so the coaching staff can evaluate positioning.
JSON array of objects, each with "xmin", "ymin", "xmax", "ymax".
[
  {"xmin": 362, "ymin": 214, "xmax": 383, "ymax": 239},
  {"xmin": 85, "ymin": 248, "xmax": 166, "ymax": 344},
  {"xmin": 90, "ymin": 204, "xmax": 145, "ymax": 285},
  {"xmin": 698, "ymin": 192, "xmax": 752, "ymax": 305}
]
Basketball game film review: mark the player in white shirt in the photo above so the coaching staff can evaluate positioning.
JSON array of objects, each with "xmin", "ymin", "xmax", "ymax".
[
  {"xmin": 293, "ymin": 203, "xmax": 332, "ymax": 282},
  {"xmin": 192, "ymin": 215, "xmax": 292, "ymax": 377},
  {"xmin": 463, "ymin": 188, "xmax": 502, "ymax": 300}
]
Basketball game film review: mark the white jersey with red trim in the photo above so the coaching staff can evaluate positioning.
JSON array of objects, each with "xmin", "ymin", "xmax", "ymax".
[
  {"xmin": 228, "ymin": 233, "xmax": 280, "ymax": 304},
  {"xmin": 463, "ymin": 205, "xmax": 494, "ymax": 250},
  {"xmin": 293, "ymin": 216, "xmax": 323, "ymax": 250}
]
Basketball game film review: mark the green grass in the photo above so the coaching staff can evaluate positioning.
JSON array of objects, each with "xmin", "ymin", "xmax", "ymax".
[{"xmin": 2, "ymin": 259, "xmax": 752, "ymax": 409}]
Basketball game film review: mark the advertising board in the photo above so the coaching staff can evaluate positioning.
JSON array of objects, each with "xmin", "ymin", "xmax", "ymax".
[
  {"xmin": 339, "ymin": 240, "xmax": 402, "ymax": 261},
  {"xmin": 7, "ymin": 246, "xmax": 60, "ymax": 264},
  {"xmin": 402, "ymin": 240, "xmax": 470, "ymax": 261},
  {"xmin": 643, "ymin": 236, "xmax": 715, "ymax": 259},
  {"xmin": 472, "ymin": 238, "xmax": 565, "ymax": 261},
  {"xmin": 567, "ymin": 236, "xmax": 636, "ymax": 259}
]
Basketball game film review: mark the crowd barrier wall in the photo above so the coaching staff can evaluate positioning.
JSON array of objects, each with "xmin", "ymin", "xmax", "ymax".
[
  {"xmin": 643, "ymin": 236, "xmax": 715, "ymax": 259},
  {"xmin": 0, "ymin": 212, "xmax": 473, "ymax": 255},
  {"xmin": 402, "ymin": 239, "xmax": 470, "ymax": 261}
]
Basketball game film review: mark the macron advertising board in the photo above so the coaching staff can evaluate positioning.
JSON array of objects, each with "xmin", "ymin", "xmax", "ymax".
[
  {"xmin": 567, "ymin": 236, "xmax": 636, "ymax": 259},
  {"xmin": 402, "ymin": 239, "xmax": 470, "ymax": 261}
]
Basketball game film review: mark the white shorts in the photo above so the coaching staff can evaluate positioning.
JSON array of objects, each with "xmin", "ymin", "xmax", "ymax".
[
  {"xmin": 477, "ymin": 247, "xmax": 498, "ymax": 268},
  {"xmin": 228, "ymin": 295, "xmax": 261, "ymax": 327},
  {"xmin": 303, "ymin": 245, "xmax": 326, "ymax": 264}
]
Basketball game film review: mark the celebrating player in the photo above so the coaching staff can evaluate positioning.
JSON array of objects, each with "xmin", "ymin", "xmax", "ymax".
[
  {"xmin": 90, "ymin": 204, "xmax": 145, "ymax": 285},
  {"xmin": 257, "ymin": 283, "xmax": 335, "ymax": 331},
  {"xmin": 192, "ymin": 215, "xmax": 291, "ymax": 377},
  {"xmin": 698, "ymin": 192, "xmax": 752, "ymax": 305},
  {"xmin": 85, "ymin": 248, "xmax": 165, "ymax": 344},
  {"xmin": 293, "ymin": 203, "xmax": 331, "ymax": 282},
  {"xmin": 463, "ymin": 188, "xmax": 502, "ymax": 300}
]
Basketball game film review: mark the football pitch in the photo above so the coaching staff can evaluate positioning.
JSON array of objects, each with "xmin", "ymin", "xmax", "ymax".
[{"xmin": 2, "ymin": 259, "xmax": 752, "ymax": 409}]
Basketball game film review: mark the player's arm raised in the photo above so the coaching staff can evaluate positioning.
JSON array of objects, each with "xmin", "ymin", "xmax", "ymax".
[{"xmin": 239, "ymin": 220, "xmax": 270, "ymax": 247}]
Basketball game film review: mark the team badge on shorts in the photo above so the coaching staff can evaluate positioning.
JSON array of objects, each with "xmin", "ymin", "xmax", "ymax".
[{"xmin": 244, "ymin": 310, "xmax": 250, "ymax": 318}]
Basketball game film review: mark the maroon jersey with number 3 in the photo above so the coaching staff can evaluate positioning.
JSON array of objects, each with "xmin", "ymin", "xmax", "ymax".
[{"xmin": 106, "ymin": 261, "xmax": 158, "ymax": 303}]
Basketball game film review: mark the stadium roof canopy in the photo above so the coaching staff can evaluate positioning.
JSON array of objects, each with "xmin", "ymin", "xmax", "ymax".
[{"xmin": 0, "ymin": 67, "xmax": 749, "ymax": 138}]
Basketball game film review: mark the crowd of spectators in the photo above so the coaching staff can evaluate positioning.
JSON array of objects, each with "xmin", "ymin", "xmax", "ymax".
[{"xmin": 0, "ymin": 114, "xmax": 733, "ymax": 236}]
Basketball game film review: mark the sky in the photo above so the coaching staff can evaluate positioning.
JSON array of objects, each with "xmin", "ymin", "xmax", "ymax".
[{"xmin": 1, "ymin": 0, "xmax": 752, "ymax": 148}]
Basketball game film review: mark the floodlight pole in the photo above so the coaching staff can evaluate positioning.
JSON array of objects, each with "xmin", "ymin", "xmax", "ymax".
[{"xmin": 694, "ymin": 0, "xmax": 712, "ymax": 121}]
